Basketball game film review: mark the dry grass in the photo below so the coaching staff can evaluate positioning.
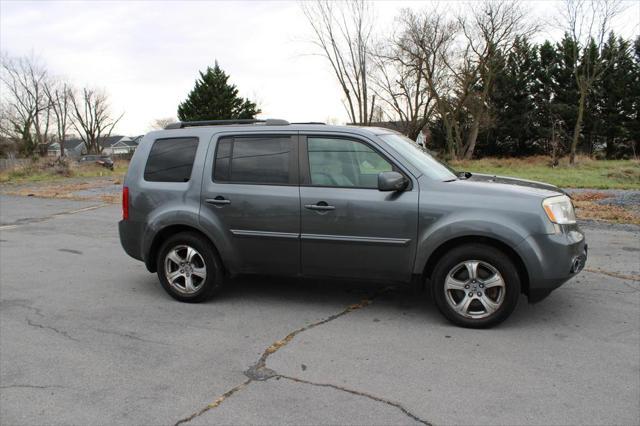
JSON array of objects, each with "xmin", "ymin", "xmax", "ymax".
[
  {"xmin": 568, "ymin": 191, "xmax": 640, "ymax": 225},
  {"xmin": 451, "ymin": 155, "xmax": 640, "ymax": 189},
  {"xmin": 0, "ymin": 157, "xmax": 129, "ymax": 184},
  {"xmin": 573, "ymin": 200, "xmax": 640, "ymax": 225}
]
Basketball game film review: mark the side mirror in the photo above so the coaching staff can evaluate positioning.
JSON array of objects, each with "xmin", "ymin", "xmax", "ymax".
[{"xmin": 378, "ymin": 171, "xmax": 408, "ymax": 192}]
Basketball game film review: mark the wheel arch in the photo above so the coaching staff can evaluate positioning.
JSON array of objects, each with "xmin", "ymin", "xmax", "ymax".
[
  {"xmin": 422, "ymin": 236, "xmax": 530, "ymax": 297},
  {"xmin": 145, "ymin": 224, "xmax": 224, "ymax": 274}
]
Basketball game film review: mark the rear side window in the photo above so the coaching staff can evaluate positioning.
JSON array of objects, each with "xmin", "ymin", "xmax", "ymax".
[
  {"xmin": 213, "ymin": 136, "xmax": 292, "ymax": 184},
  {"xmin": 144, "ymin": 137, "xmax": 199, "ymax": 182}
]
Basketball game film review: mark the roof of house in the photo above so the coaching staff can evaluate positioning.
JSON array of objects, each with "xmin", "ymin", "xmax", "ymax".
[
  {"xmin": 50, "ymin": 135, "xmax": 140, "ymax": 151},
  {"xmin": 98, "ymin": 135, "xmax": 127, "ymax": 148}
]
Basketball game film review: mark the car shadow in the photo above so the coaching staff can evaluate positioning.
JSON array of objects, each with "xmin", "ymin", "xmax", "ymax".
[{"xmin": 134, "ymin": 272, "xmax": 579, "ymax": 329}]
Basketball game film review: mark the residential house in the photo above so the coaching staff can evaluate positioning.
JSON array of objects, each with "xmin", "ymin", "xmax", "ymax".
[
  {"xmin": 48, "ymin": 135, "xmax": 140, "ymax": 157},
  {"xmin": 47, "ymin": 138, "xmax": 85, "ymax": 157},
  {"xmin": 101, "ymin": 136, "xmax": 139, "ymax": 156}
]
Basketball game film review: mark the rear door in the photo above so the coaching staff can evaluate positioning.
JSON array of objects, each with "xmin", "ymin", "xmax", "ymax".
[
  {"xmin": 299, "ymin": 134, "xmax": 419, "ymax": 282},
  {"xmin": 200, "ymin": 132, "xmax": 300, "ymax": 275}
]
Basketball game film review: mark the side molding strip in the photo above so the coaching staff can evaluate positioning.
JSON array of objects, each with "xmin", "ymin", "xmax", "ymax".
[
  {"xmin": 301, "ymin": 233, "xmax": 411, "ymax": 246},
  {"xmin": 230, "ymin": 229, "xmax": 299, "ymax": 239},
  {"xmin": 230, "ymin": 230, "xmax": 411, "ymax": 246}
]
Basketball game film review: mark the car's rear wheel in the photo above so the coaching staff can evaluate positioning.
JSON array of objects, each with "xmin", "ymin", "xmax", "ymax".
[
  {"xmin": 432, "ymin": 244, "xmax": 520, "ymax": 328},
  {"xmin": 156, "ymin": 232, "xmax": 223, "ymax": 302}
]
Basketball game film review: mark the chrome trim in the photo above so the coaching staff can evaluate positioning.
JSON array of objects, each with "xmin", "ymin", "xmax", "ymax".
[
  {"xmin": 301, "ymin": 233, "xmax": 410, "ymax": 246},
  {"xmin": 230, "ymin": 229, "xmax": 299, "ymax": 239}
]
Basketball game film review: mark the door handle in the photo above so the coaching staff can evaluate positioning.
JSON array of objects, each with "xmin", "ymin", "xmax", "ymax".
[
  {"xmin": 304, "ymin": 203, "xmax": 335, "ymax": 211},
  {"xmin": 206, "ymin": 197, "xmax": 231, "ymax": 205}
]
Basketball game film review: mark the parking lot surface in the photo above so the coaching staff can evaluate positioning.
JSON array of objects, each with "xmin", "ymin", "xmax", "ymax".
[{"xmin": 1, "ymin": 194, "xmax": 639, "ymax": 425}]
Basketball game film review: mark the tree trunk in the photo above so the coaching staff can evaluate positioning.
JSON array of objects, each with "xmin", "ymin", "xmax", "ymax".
[
  {"xmin": 463, "ymin": 118, "xmax": 481, "ymax": 160},
  {"xmin": 570, "ymin": 88, "xmax": 586, "ymax": 165}
]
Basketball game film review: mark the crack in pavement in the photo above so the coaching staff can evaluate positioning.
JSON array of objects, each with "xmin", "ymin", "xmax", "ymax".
[
  {"xmin": 277, "ymin": 375, "xmax": 430, "ymax": 425},
  {"xmin": 0, "ymin": 204, "xmax": 108, "ymax": 230},
  {"xmin": 1, "ymin": 384, "xmax": 66, "ymax": 390},
  {"xmin": 174, "ymin": 379, "xmax": 253, "ymax": 425},
  {"xmin": 26, "ymin": 318, "xmax": 80, "ymax": 342},
  {"xmin": 174, "ymin": 286, "xmax": 430, "ymax": 426},
  {"xmin": 92, "ymin": 327, "xmax": 170, "ymax": 346},
  {"xmin": 585, "ymin": 267, "xmax": 640, "ymax": 282}
]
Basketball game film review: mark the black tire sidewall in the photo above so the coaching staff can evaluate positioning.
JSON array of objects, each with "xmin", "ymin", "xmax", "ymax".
[
  {"xmin": 432, "ymin": 244, "xmax": 520, "ymax": 328},
  {"xmin": 156, "ymin": 232, "xmax": 222, "ymax": 303}
]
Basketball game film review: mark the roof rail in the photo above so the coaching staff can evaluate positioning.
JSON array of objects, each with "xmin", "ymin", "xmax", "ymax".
[
  {"xmin": 291, "ymin": 122, "xmax": 326, "ymax": 125},
  {"xmin": 165, "ymin": 119, "xmax": 289, "ymax": 129}
]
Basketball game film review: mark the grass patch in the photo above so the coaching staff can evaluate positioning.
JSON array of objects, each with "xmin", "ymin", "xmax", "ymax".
[
  {"xmin": 450, "ymin": 156, "xmax": 640, "ymax": 189},
  {"xmin": 0, "ymin": 158, "xmax": 128, "ymax": 184}
]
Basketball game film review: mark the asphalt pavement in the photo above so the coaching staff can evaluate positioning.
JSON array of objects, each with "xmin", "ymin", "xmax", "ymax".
[{"xmin": 0, "ymin": 194, "xmax": 638, "ymax": 425}]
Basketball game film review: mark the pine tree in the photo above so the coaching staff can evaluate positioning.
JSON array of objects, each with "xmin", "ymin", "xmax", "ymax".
[
  {"xmin": 532, "ymin": 40, "xmax": 561, "ymax": 157},
  {"xmin": 177, "ymin": 62, "xmax": 260, "ymax": 121},
  {"xmin": 490, "ymin": 36, "xmax": 539, "ymax": 156}
]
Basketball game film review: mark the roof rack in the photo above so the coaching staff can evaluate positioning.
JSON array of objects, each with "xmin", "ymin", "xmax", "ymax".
[
  {"xmin": 165, "ymin": 119, "xmax": 289, "ymax": 129},
  {"xmin": 291, "ymin": 122, "xmax": 326, "ymax": 125}
]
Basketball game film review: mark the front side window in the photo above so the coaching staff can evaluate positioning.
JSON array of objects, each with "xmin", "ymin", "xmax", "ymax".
[
  {"xmin": 378, "ymin": 133, "xmax": 456, "ymax": 181},
  {"xmin": 213, "ymin": 136, "xmax": 291, "ymax": 184},
  {"xmin": 144, "ymin": 137, "xmax": 199, "ymax": 182},
  {"xmin": 307, "ymin": 137, "xmax": 392, "ymax": 188}
]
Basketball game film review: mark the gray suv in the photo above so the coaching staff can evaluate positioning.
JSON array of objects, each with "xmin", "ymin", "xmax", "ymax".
[{"xmin": 119, "ymin": 119, "xmax": 587, "ymax": 328}]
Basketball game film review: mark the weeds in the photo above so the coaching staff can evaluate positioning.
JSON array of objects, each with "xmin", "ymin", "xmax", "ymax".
[{"xmin": 450, "ymin": 156, "xmax": 640, "ymax": 189}]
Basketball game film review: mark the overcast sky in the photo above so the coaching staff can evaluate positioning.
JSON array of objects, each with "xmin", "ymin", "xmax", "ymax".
[{"xmin": 1, "ymin": 0, "xmax": 638, "ymax": 135}]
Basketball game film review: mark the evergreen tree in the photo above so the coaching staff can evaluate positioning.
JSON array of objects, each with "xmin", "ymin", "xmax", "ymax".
[
  {"xmin": 628, "ymin": 36, "xmax": 640, "ymax": 158},
  {"xmin": 532, "ymin": 40, "xmax": 561, "ymax": 157},
  {"xmin": 489, "ymin": 36, "xmax": 539, "ymax": 156},
  {"xmin": 550, "ymin": 34, "xmax": 580, "ymax": 155},
  {"xmin": 177, "ymin": 62, "xmax": 260, "ymax": 121}
]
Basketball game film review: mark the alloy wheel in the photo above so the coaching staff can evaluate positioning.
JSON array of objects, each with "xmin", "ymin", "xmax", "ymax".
[
  {"xmin": 164, "ymin": 245, "xmax": 207, "ymax": 294},
  {"xmin": 444, "ymin": 260, "xmax": 506, "ymax": 319}
]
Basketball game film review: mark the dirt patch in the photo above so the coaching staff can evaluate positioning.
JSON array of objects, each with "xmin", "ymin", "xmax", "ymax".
[
  {"xmin": 574, "ymin": 200, "xmax": 640, "ymax": 225},
  {"xmin": 571, "ymin": 191, "xmax": 609, "ymax": 202},
  {"xmin": 2, "ymin": 177, "xmax": 121, "ymax": 204}
]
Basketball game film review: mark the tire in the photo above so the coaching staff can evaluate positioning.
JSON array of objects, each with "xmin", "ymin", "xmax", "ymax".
[
  {"xmin": 432, "ymin": 244, "xmax": 520, "ymax": 328},
  {"xmin": 156, "ymin": 232, "xmax": 223, "ymax": 303}
]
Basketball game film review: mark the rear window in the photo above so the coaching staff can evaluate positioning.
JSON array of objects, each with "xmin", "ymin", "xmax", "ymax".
[
  {"xmin": 144, "ymin": 137, "xmax": 199, "ymax": 182},
  {"xmin": 213, "ymin": 136, "xmax": 292, "ymax": 184}
]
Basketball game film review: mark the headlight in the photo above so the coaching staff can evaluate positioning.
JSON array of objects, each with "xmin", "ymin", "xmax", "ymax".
[{"xmin": 542, "ymin": 195, "xmax": 576, "ymax": 225}]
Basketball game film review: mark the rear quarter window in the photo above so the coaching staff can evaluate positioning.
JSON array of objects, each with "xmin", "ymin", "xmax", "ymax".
[{"xmin": 144, "ymin": 137, "xmax": 199, "ymax": 182}]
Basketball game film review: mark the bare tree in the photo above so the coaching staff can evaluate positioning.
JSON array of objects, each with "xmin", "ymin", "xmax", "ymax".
[
  {"xmin": 45, "ymin": 80, "xmax": 72, "ymax": 157},
  {"xmin": 150, "ymin": 117, "xmax": 177, "ymax": 130},
  {"xmin": 457, "ymin": 0, "xmax": 538, "ymax": 159},
  {"xmin": 70, "ymin": 88, "xmax": 123, "ymax": 154},
  {"xmin": 302, "ymin": 0, "xmax": 376, "ymax": 125},
  {"xmin": 560, "ymin": 0, "xmax": 624, "ymax": 164},
  {"xmin": 394, "ymin": 8, "xmax": 464, "ymax": 158},
  {"xmin": 371, "ymin": 23, "xmax": 435, "ymax": 140},
  {"xmin": 0, "ymin": 53, "xmax": 52, "ymax": 156}
]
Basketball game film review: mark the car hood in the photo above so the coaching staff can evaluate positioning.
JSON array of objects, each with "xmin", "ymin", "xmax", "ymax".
[{"xmin": 448, "ymin": 173, "xmax": 565, "ymax": 198}]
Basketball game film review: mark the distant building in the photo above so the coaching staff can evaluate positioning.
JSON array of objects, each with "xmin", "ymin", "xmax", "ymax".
[{"xmin": 47, "ymin": 135, "xmax": 141, "ymax": 157}]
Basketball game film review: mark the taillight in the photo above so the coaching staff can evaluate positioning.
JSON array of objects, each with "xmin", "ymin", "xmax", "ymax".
[{"xmin": 122, "ymin": 186, "xmax": 129, "ymax": 220}]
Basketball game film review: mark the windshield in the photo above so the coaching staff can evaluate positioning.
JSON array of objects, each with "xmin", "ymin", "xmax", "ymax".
[{"xmin": 379, "ymin": 133, "xmax": 457, "ymax": 181}]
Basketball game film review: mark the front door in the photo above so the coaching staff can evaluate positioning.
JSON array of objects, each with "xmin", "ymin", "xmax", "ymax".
[
  {"xmin": 201, "ymin": 133, "xmax": 300, "ymax": 275},
  {"xmin": 299, "ymin": 135, "xmax": 419, "ymax": 282}
]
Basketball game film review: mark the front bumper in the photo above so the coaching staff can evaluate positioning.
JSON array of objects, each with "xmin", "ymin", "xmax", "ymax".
[{"xmin": 517, "ymin": 224, "xmax": 587, "ymax": 303}]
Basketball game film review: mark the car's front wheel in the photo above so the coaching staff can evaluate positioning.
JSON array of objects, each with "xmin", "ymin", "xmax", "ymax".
[
  {"xmin": 432, "ymin": 244, "xmax": 521, "ymax": 328},
  {"xmin": 156, "ymin": 232, "xmax": 223, "ymax": 302}
]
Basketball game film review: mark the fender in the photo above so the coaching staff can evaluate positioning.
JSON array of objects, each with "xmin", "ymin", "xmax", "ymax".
[
  {"xmin": 142, "ymin": 204, "xmax": 239, "ymax": 274},
  {"xmin": 413, "ymin": 213, "xmax": 531, "ymax": 276}
]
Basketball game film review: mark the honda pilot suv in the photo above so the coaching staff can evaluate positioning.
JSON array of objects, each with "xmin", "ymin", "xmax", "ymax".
[{"xmin": 119, "ymin": 119, "xmax": 587, "ymax": 328}]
